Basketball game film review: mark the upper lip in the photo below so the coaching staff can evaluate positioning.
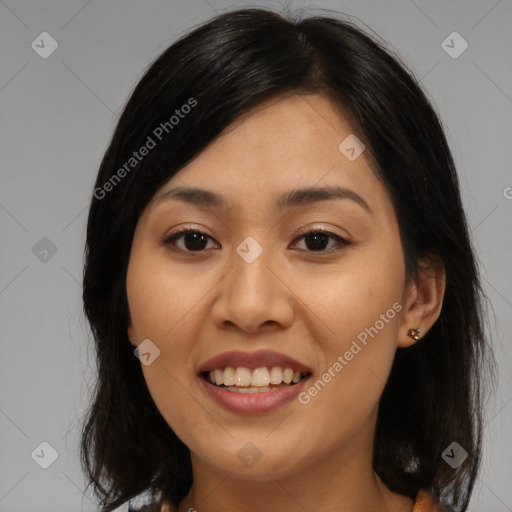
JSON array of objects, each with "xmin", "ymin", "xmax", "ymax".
[{"xmin": 199, "ymin": 350, "xmax": 312, "ymax": 374}]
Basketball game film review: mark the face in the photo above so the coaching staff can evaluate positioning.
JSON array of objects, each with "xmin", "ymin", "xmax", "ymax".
[{"xmin": 126, "ymin": 93, "xmax": 416, "ymax": 481}]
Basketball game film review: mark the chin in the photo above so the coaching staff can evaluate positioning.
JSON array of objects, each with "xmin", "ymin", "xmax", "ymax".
[{"xmin": 194, "ymin": 439, "xmax": 309, "ymax": 482}]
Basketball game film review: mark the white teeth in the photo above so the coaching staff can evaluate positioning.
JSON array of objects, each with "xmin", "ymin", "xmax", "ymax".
[
  {"xmin": 214, "ymin": 369, "xmax": 224, "ymax": 386},
  {"xmin": 282, "ymin": 368, "xmax": 293, "ymax": 384},
  {"xmin": 235, "ymin": 367, "xmax": 251, "ymax": 386},
  {"xmin": 225, "ymin": 386, "xmax": 274, "ymax": 393},
  {"xmin": 251, "ymin": 367, "xmax": 270, "ymax": 386},
  {"xmin": 224, "ymin": 366, "xmax": 235, "ymax": 386},
  {"xmin": 207, "ymin": 366, "xmax": 309, "ymax": 388},
  {"xmin": 269, "ymin": 367, "xmax": 283, "ymax": 384}
]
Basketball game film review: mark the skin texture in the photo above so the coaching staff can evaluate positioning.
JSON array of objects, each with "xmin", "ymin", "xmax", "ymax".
[{"xmin": 126, "ymin": 93, "xmax": 445, "ymax": 512}]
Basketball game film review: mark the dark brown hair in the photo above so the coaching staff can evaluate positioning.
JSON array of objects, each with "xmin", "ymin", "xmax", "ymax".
[{"xmin": 81, "ymin": 7, "xmax": 494, "ymax": 511}]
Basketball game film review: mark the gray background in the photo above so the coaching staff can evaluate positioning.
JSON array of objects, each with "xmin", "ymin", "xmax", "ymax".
[{"xmin": 0, "ymin": 0, "xmax": 511, "ymax": 510}]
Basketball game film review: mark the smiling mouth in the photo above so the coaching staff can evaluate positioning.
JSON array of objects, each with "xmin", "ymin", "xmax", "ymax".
[{"xmin": 201, "ymin": 366, "xmax": 311, "ymax": 394}]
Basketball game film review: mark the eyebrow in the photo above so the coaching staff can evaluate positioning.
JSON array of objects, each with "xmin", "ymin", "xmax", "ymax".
[{"xmin": 154, "ymin": 185, "xmax": 373, "ymax": 215}]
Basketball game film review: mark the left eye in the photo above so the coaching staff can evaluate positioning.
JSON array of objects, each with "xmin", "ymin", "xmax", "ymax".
[
  {"xmin": 292, "ymin": 229, "xmax": 349, "ymax": 252},
  {"xmin": 162, "ymin": 228, "xmax": 349, "ymax": 253}
]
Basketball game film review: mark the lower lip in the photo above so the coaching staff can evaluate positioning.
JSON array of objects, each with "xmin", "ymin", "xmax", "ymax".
[{"xmin": 200, "ymin": 376, "xmax": 310, "ymax": 415}]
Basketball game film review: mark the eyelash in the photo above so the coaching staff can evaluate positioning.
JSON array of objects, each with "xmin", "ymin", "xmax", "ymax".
[{"xmin": 161, "ymin": 226, "xmax": 350, "ymax": 254}]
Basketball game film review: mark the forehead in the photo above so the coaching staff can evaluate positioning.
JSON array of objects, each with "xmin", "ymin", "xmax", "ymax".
[
  {"xmin": 209, "ymin": 92, "xmax": 360, "ymax": 163},
  {"xmin": 148, "ymin": 93, "xmax": 388, "ymax": 216}
]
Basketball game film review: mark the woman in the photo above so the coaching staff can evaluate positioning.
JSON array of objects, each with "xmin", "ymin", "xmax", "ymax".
[{"xmin": 80, "ymin": 7, "xmax": 494, "ymax": 512}]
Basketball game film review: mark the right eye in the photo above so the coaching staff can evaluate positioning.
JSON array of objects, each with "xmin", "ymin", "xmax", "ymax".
[{"xmin": 162, "ymin": 229, "xmax": 219, "ymax": 253}]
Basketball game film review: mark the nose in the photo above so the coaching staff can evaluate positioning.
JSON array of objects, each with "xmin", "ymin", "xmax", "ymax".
[{"xmin": 210, "ymin": 239, "xmax": 295, "ymax": 334}]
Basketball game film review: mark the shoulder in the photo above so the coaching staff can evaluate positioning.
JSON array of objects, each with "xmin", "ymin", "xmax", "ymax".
[
  {"xmin": 132, "ymin": 500, "xmax": 177, "ymax": 512},
  {"xmin": 116, "ymin": 497, "xmax": 175, "ymax": 512},
  {"xmin": 413, "ymin": 490, "xmax": 456, "ymax": 512}
]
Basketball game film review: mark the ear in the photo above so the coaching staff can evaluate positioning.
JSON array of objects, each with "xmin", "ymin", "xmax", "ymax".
[
  {"xmin": 398, "ymin": 255, "xmax": 446, "ymax": 348},
  {"xmin": 127, "ymin": 320, "xmax": 137, "ymax": 347}
]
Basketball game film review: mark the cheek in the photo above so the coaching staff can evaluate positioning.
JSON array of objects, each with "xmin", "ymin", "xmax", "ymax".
[
  {"xmin": 126, "ymin": 248, "xmax": 205, "ymax": 339},
  {"xmin": 126, "ymin": 249, "xmax": 220, "ymax": 435},
  {"xmin": 299, "ymin": 239, "xmax": 405, "ymax": 345},
  {"xmin": 126, "ymin": 257, "xmax": 204, "ymax": 388},
  {"xmin": 295, "ymin": 239, "xmax": 405, "ymax": 417}
]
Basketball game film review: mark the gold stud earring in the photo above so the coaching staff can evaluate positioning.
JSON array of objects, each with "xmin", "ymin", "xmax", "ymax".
[{"xmin": 407, "ymin": 328, "xmax": 421, "ymax": 340}]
